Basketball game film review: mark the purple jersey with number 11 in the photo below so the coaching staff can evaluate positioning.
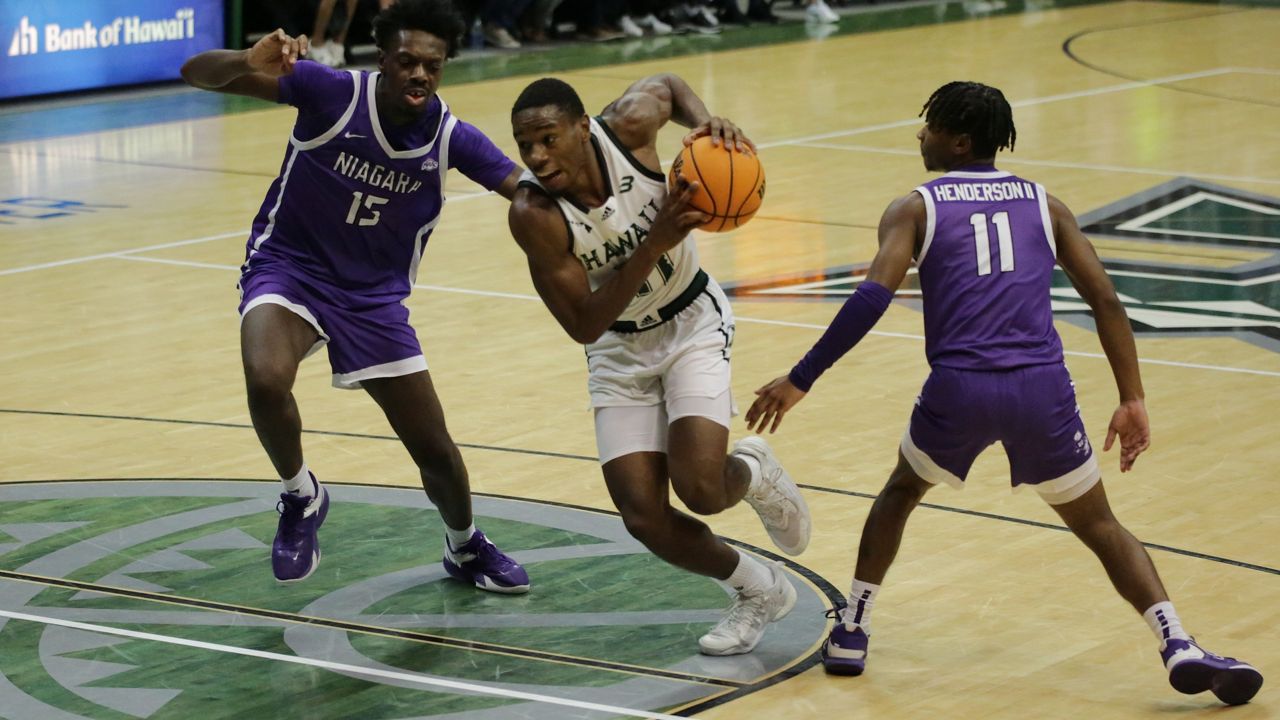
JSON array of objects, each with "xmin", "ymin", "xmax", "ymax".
[{"xmin": 914, "ymin": 165, "xmax": 1064, "ymax": 370}]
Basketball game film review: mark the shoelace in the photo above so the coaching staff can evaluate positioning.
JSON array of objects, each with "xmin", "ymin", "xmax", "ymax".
[
  {"xmin": 752, "ymin": 485, "xmax": 794, "ymax": 526},
  {"xmin": 715, "ymin": 591, "xmax": 771, "ymax": 634},
  {"xmin": 276, "ymin": 494, "xmax": 308, "ymax": 541}
]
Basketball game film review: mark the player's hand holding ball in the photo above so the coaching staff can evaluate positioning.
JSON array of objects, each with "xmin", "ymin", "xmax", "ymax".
[{"xmin": 670, "ymin": 118, "xmax": 765, "ymax": 232}]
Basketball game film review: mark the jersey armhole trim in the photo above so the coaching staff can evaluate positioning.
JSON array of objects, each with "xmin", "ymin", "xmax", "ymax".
[
  {"xmin": 290, "ymin": 70, "xmax": 361, "ymax": 150},
  {"xmin": 1036, "ymin": 183, "xmax": 1057, "ymax": 258},
  {"xmin": 593, "ymin": 115, "xmax": 666, "ymax": 183},
  {"xmin": 915, "ymin": 186, "xmax": 937, "ymax": 266}
]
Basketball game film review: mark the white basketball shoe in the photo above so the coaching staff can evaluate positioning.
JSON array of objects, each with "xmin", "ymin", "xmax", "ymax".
[
  {"xmin": 733, "ymin": 436, "xmax": 812, "ymax": 555},
  {"xmin": 699, "ymin": 562, "xmax": 797, "ymax": 655}
]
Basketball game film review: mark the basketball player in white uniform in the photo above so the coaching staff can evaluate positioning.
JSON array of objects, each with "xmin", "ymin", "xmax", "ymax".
[{"xmin": 508, "ymin": 74, "xmax": 812, "ymax": 655}]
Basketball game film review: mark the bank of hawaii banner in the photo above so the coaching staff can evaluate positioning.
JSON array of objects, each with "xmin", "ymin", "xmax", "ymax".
[{"xmin": 2, "ymin": 1, "xmax": 224, "ymax": 100}]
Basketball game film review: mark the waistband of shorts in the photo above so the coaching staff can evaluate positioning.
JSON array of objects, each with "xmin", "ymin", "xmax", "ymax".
[{"xmin": 609, "ymin": 269, "xmax": 709, "ymax": 334}]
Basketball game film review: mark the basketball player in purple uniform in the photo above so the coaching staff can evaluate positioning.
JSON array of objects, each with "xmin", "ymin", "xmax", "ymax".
[
  {"xmin": 179, "ymin": 0, "xmax": 529, "ymax": 593},
  {"xmin": 747, "ymin": 82, "xmax": 1262, "ymax": 704},
  {"xmin": 508, "ymin": 76, "xmax": 811, "ymax": 655}
]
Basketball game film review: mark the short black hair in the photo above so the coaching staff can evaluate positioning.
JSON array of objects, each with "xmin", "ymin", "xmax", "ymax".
[
  {"xmin": 920, "ymin": 81, "xmax": 1016, "ymax": 158},
  {"xmin": 372, "ymin": 0, "xmax": 467, "ymax": 59},
  {"xmin": 511, "ymin": 78, "xmax": 586, "ymax": 119}
]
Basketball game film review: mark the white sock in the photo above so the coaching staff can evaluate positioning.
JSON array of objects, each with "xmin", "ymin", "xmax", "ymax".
[
  {"xmin": 844, "ymin": 579, "xmax": 880, "ymax": 631},
  {"xmin": 445, "ymin": 523, "xmax": 477, "ymax": 550},
  {"xmin": 282, "ymin": 463, "xmax": 316, "ymax": 499},
  {"xmin": 1143, "ymin": 601, "xmax": 1190, "ymax": 645},
  {"xmin": 738, "ymin": 454, "xmax": 763, "ymax": 495},
  {"xmin": 725, "ymin": 550, "xmax": 772, "ymax": 595}
]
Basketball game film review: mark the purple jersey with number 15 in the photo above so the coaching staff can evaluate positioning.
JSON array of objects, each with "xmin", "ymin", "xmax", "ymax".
[
  {"xmin": 914, "ymin": 165, "xmax": 1064, "ymax": 370},
  {"xmin": 242, "ymin": 61, "xmax": 515, "ymax": 302}
]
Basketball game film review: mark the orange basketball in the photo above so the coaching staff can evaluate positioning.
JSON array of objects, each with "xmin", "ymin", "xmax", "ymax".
[{"xmin": 668, "ymin": 135, "xmax": 765, "ymax": 232}]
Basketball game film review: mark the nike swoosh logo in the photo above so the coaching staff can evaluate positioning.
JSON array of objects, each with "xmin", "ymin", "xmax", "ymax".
[{"xmin": 344, "ymin": 132, "xmax": 366, "ymax": 139}]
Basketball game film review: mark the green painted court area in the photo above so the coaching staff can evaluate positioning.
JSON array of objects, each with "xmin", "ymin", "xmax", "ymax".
[{"xmin": 0, "ymin": 481, "xmax": 830, "ymax": 719}]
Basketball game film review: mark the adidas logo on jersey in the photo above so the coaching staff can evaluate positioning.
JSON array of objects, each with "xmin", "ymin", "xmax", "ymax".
[
  {"xmin": 640, "ymin": 315, "xmax": 658, "ymax": 327},
  {"xmin": 422, "ymin": 158, "xmax": 439, "ymax": 171}
]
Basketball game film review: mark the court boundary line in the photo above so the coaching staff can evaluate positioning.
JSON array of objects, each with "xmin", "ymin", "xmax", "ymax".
[
  {"xmin": 0, "ymin": 451, "xmax": 1275, "ymax": 579},
  {"xmin": 0, "ymin": 608, "xmax": 689, "ymax": 720}
]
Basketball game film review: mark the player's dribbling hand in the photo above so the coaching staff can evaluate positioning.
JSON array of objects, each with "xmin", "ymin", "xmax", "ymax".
[
  {"xmin": 1103, "ymin": 398, "xmax": 1150, "ymax": 472},
  {"xmin": 746, "ymin": 375, "xmax": 807, "ymax": 434},
  {"xmin": 648, "ymin": 177, "xmax": 709, "ymax": 250},
  {"xmin": 247, "ymin": 29, "xmax": 309, "ymax": 77},
  {"xmin": 684, "ymin": 117, "xmax": 756, "ymax": 154}
]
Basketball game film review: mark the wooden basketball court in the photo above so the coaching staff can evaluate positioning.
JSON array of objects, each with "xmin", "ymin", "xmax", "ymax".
[{"xmin": 1, "ymin": 1, "xmax": 1276, "ymax": 717}]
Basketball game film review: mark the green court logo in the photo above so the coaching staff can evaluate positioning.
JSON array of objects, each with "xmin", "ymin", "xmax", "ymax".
[{"xmin": 0, "ymin": 481, "xmax": 829, "ymax": 719}]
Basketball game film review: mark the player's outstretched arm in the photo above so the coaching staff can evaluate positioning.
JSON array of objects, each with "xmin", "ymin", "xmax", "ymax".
[
  {"xmin": 180, "ymin": 29, "xmax": 309, "ymax": 101},
  {"xmin": 509, "ymin": 179, "xmax": 708, "ymax": 344},
  {"xmin": 746, "ymin": 193, "xmax": 919, "ymax": 434},
  {"xmin": 603, "ymin": 74, "xmax": 753, "ymax": 157},
  {"xmin": 1051, "ymin": 194, "xmax": 1150, "ymax": 471}
]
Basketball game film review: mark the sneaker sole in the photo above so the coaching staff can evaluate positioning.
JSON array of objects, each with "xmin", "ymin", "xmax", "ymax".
[
  {"xmin": 1171, "ymin": 662, "xmax": 1264, "ymax": 705},
  {"xmin": 821, "ymin": 648, "xmax": 865, "ymax": 676},
  {"xmin": 443, "ymin": 560, "xmax": 531, "ymax": 595}
]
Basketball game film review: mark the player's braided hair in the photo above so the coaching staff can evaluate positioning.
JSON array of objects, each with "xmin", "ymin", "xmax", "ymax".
[
  {"xmin": 920, "ymin": 82, "xmax": 1017, "ymax": 158},
  {"xmin": 511, "ymin": 78, "xmax": 587, "ymax": 119},
  {"xmin": 372, "ymin": 0, "xmax": 466, "ymax": 59}
]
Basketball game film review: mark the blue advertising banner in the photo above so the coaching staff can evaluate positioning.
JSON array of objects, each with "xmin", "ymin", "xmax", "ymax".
[{"xmin": 1, "ymin": 1, "xmax": 224, "ymax": 100}]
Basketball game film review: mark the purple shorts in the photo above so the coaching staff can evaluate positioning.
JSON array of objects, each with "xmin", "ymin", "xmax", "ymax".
[
  {"xmin": 238, "ymin": 266, "xmax": 426, "ymax": 389},
  {"xmin": 900, "ymin": 363, "xmax": 1100, "ymax": 505}
]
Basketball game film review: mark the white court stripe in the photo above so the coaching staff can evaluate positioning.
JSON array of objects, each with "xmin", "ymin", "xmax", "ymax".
[
  {"xmin": 92, "ymin": 255, "xmax": 1280, "ymax": 378},
  {"xmin": 0, "ymin": 230, "xmax": 246, "ymax": 276},
  {"xmin": 793, "ymin": 142, "xmax": 1280, "ymax": 186},
  {"xmin": 0, "ymin": 609, "xmax": 687, "ymax": 720},
  {"xmin": 735, "ymin": 317, "xmax": 1280, "ymax": 377},
  {"xmin": 0, "ymin": 190, "xmax": 499, "ymax": 278},
  {"xmin": 759, "ymin": 68, "xmax": 1237, "ymax": 149}
]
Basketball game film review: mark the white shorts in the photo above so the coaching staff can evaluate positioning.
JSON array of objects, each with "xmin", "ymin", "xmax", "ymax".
[{"xmin": 587, "ymin": 280, "xmax": 737, "ymax": 463}]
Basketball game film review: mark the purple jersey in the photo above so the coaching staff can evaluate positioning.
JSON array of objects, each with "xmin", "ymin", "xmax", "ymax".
[
  {"xmin": 243, "ymin": 61, "xmax": 516, "ymax": 301},
  {"xmin": 914, "ymin": 165, "xmax": 1063, "ymax": 369}
]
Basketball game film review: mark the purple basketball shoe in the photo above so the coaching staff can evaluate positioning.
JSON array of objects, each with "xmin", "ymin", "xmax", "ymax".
[
  {"xmin": 271, "ymin": 483, "xmax": 329, "ymax": 583},
  {"xmin": 443, "ymin": 530, "xmax": 530, "ymax": 594},
  {"xmin": 1162, "ymin": 638, "xmax": 1263, "ymax": 705},
  {"xmin": 822, "ymin": 605, "xmax": 869, "ymax": 676}
]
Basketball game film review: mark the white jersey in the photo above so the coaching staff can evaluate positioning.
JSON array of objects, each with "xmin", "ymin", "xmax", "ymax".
[{"xmin": 520, "ymin": 116, "xmax": 704, "ymax": 332}]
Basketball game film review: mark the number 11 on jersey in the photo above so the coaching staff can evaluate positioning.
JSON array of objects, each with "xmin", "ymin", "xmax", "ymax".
[{"xmin": 970, "ymin": 211, "xmax": 1014, "ymax": 276}]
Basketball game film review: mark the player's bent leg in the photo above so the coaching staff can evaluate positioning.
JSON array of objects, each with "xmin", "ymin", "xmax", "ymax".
[
  {"xmin": 823, "ymin": 453, "xmax": 933, "ymax": 675},
  {"xmin": 241, "ymin": 303, "xmax": 330, "ymax": 582},
  {"xmin": 1049, "ymin": 481, "xmax": 1167, "ymax": 613},
  {"xmin": 855, "ymin": 452, "xmax": 933, "ymax": 585},
  {"xmin": 603, "ymin": 454, "xmax": 795, "ymax": 655},
  {"xmin": 240, "ymin": 303, "xmax": 320, "ymax": 478},
  {"xmin": 1050, "ymin": 481, "xmax": 1262, "ymax": 704},
  {"xmin": 666, "ymin": 414, "xmax": 742, "ymax": 515},
  {"xmin": 364, "ymin": 371, "xmax": 529, "ymax": 594}
]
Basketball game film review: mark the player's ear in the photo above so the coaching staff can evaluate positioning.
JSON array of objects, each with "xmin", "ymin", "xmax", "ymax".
[
  {"xmin": 376, "ymin": 46, "xmax": 387, "ymax": 71},
  {"xmin": 578, "ymin": 113, "xmax": 590, "ymax": 139},
  {"xmin": 953, "ymin": 133, "xmax": 972, "ymax": 157}
]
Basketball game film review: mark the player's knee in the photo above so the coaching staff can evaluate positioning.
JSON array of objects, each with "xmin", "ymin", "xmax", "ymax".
[
  {"xmin": 619, "ymin": 506, "xmax": 668, "ymax": 547},
  {"xmin": 242, "ymin": 359, "xmax": 295, "ymax": 405}
]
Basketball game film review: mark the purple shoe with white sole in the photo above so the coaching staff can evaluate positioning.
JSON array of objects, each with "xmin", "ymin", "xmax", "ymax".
[
  {"xmin": 1162, "ymin": 637, "xmax": 1263, "ymax": 705},
  {"xmin": 271, "ymin": 483, "xmax": 329, "ymax": 583},
  {"xmin": 822, "ymin": 605, "xmax": 870, "ymax": 676},
  {"xmin": 443, "ymin": 530, "xmax": 530, "ymax": 594}
]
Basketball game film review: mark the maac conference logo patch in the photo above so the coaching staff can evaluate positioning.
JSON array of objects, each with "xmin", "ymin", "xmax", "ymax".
[{"xmin": 724, "ymin": 179, "xmax": 1280, "ymax": 351}]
